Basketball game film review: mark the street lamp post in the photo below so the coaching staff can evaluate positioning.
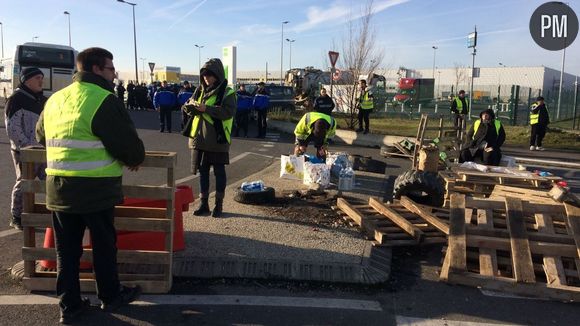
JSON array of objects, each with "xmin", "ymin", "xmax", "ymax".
[
  {"xmin": 431, "ymin": 46, "xmax": 438, "ymax": 78},
  {"xmin": 286, "ymin": 38, "xmax": 295, "ymax": 71},
  {"xmin": 280, "ymin": 21, "xmax": 289, "ymax": 85},
  {"xmin": 0, "ymin": 22, "xmax": 4, "ymax": 58},
  {"xmin": 194, "ymin": 44, "xmax": 204, "ymax": 74},
  {"xmin": 63, "ymin": 11, "xmax": 71, "ymax": 46},
  {"xmin": 139, "ymin": 57, "xmax": 146, "ymax": 83},
  {"xmin": 556, "ymin": 39, "xmax": 567, "ymax": 120},
  {"xmin": 117, "ymin": 0, "xmax": 139, "ymax": 84}
]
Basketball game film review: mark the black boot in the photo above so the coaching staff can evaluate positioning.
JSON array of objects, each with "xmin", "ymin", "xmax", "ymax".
[
  {"xmin": 193, "ymin": 198, "xmax": 210, "ymax": 216},
  {"xmin": 212, "ymin": 198, "xmax": 223, "ymax": 218}
]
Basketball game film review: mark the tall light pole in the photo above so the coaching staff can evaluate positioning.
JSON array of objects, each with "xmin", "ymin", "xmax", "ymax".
[
  {"xmin": 117, "ymin": 0, "xmax": 139, "ymax": 84},
  {"xmin": 194, "ymin": 44, "xmax": 204, "ymax": 74},
  {"xmin": 0, "ymin": 22, "xmax": 4, "ymax": 58},
  {"xmin": 286, "ymin": 38, "xmax": 295, "ymax": 71},
  {"xmin": 431, "ymin": 46, "xmax": 438, "ymax": 78},
  {"xmin": 498, "ymin": 62, "xmax": 506, "ymax": 103},
  {"xmin": 280, "ymin": 21, "xmax": 289, "ymax": 85},
  {"xmin": 32, "ymin": 36, "xmax": 39, "ymax": 42},
  {"xmin": 63, "ymin": 11, "xmax": 71, "ymax": 46},
  {"xmin": 556, "ymin": 38, "xmax": 566, "ymax": 120},
  {"xmin": 139, "ymin": 57, "xmax": 146, "ymax": 83}
]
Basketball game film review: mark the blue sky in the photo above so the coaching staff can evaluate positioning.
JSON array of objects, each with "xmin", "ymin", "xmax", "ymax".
[{"xmin": 0, "ymin": 0, "xmax": 578, "ymax": 75}]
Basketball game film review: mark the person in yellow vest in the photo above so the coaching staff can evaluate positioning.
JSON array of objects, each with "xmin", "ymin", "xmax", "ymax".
[
  {"xmin": 451, "ymin": 89, "xmax": 469, "ymax": 129},
  {"xmin": 182, "ymin": 58, "xmax": 236, "ymax": 217},
  {"xmin": 529, "ymin": 96, "xmax": 550, "ymax": 151},
  {"xmin": 459, "ymin": 108, "xmax": 505, "ymax": 166},
  {"xmin": 35, "ymin": 47, "xmax": 144, "ymax": 324},
  {"xmin": 294, "ymin": 112, "xmax": 337, "ymax": 160},
  {"xmin": 356, "ymin": 79, "xmax": 373, "ymax": 134}
]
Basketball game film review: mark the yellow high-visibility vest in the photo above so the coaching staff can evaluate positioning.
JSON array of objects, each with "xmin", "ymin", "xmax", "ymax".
[
  {"xmin": 189, "ymin": 87, "xmax": 235, "ymax": 143},
  {"xmin": 473, "ymin": 119, "xmax": 501, "ymax": 139},
  {"xmin": 44, "ymin": 82, "xmax": 122, "ymax": 177}
]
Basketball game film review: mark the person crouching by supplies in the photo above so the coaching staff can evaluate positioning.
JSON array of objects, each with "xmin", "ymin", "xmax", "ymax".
[
  {"xmin": 181, "ymin": 58, "xmax": 236, "ymax": 218},
  {"xmin": 459, "ymin": 108, "xmax": 505, "ymax": 166},
  {"xmin": 294, "ymin": 112, "xmax": 336, "ymax": 161}
]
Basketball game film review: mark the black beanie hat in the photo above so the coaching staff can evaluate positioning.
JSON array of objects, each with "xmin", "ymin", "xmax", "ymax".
[{"xmin": 20, "ymin": 67, "xmax": 44, "ymax": 84}]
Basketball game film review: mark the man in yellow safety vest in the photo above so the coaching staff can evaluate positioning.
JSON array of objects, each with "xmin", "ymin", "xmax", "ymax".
[
  {"xmin": 356, "ymin": 79, "xmax": 373, "ymax": 134},
  {"xmin": 451, "ymin": 89, "xmax": 469, "ymax": 129},
  {"xmin": 529, "ymin": 96, "xmax": 550, "ymax": 151},
  {"xmin": 459, "ymin": 108, "xmax": 505, "ymax": 166},
  {"xmin": 36, "ymin": 47, "xmax": 144, "ymax": 324},
  {"xmin": 294, "ymin": 111, "xmax": 337, "ymax": 160}
]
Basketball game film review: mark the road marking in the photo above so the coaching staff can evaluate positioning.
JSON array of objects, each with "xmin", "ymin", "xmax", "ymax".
[
  {"xmin": 396, "ymin": 316, "xmax": 520, "ymax": 325},
  {"xmin": 173, "ymin": 152, "xmax": 276, "ymax": 185},
  {"xmin": 0, "ymin": 229, "xmax": 19, "ymax": 239},
  {"xmin": 0, "ymin": 294, "xmax": 382, "ymax": 311},
  {"xmin": 258, "ymin": 148, "xmax": 270, "ymax": 152},
  {"xmin": 262, "ymin": 144, "xmax": 275, "ymax": 148}
]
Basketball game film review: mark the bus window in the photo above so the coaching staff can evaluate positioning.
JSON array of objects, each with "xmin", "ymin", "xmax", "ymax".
[{"xmin": 19, "ymin": 46, "xmax": 74, "ymax": 68}]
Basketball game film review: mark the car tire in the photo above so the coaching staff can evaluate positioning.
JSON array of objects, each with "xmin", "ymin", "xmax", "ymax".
[
  {"xmin": 393, "ymin": 170, "xmax": 444, "ymax": 207},
  {"xmin": 233, "ymin": 186, "xmax": 276, "ymax": 205}
]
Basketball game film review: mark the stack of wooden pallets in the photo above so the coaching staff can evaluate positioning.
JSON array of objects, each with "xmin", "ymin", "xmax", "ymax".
[
  {"xmin": 439, "ymin": 167, "xmax": 563, "ymax": 206},
  {"xmin": 440, "ymin": 194, "xmax": 580, "ymax": 301}
]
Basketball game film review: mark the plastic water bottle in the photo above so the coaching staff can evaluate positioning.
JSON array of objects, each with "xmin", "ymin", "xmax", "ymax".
[
  {"xmin": 241, "ymin": 180, "xmax": 265, "ymax": 192},
  {"xmin": 338, "ymin": 168, "xmax": 354, "ymax": 191}
]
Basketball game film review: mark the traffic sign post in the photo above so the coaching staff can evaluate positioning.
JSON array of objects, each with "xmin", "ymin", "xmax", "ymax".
[
  {"xmin": 328, "ymin": 51, "xmax": 339, "ymax": 98},
  {"xmin": 148, "ymin": 62, "xmax": 155, "ymax": 83}
]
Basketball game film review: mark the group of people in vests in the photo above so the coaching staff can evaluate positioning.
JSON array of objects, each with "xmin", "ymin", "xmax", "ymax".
[{"xmin": 453, "ymin": 90, "xmax": 550, "ymax": 165}]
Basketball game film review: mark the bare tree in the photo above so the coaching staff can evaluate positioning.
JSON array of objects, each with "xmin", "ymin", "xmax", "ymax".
[
  {"xmin": 334, "ymin": 0, "xmax": 384, "ymax": 129},
  {"xmin": 453, "ymin": 62, "xmax": 467, "ymax": 94}
]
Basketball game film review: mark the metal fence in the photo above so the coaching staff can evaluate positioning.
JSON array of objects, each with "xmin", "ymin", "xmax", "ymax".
[{"xmin": 371, "ymin": 84, "xmax": 579, "ymax": 128}]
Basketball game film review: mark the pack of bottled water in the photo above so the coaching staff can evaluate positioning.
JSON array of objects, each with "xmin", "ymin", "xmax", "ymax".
[{"xmin": 241, "ymin": 180, "xmax": 265, "ymax": 192}]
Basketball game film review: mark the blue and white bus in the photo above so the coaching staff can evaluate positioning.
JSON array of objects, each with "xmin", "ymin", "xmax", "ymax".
[{"xmin": 1, "ymin": 42, "xmax": 76, "ymax": 100}]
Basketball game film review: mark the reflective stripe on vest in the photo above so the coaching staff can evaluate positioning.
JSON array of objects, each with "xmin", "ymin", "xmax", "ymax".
[
  {"xmin": 454, "ymin": 97, "xmax": 466, "ymax": 113},
  {"xmin": 530, "ymin": 102, "xmax": 539, "ymax": 125},
  {"xmin": 473, "ymin": 119, "xmax": 501, "ymax": 139},
  {"xmin": 295, "ymin": 112, "xmax": 336, "ymax": 140},
  {"xmin": 44, "ymin": 82, "xmax": 123, "ymax": 177},
  {"xmin": 360, "ymin": 90, "xmax": 373, "ymax": 110},
  {"xmin": 189, "ymin": 87, "xmax": 235, "ymax": 143}
]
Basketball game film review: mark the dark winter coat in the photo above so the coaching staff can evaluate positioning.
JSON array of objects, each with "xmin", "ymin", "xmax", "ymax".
[{"xmin": 5, "ymin": 84, "xmax": 47, "ymax": 151}]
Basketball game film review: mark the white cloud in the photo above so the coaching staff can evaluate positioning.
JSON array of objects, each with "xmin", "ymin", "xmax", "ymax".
[{"xmin": 293, "ymin": 0, "xmax": 410, "ymax": 32}]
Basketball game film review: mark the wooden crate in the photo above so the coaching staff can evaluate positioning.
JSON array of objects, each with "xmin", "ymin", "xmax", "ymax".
[
  {"xmin": 19, "ymin": 148, "xmax": 177, "ymax": 294},
  {"xmin": 440, "ymin": 193, "xmax": 580, "ymax": 301},
  {"xmin": 336, "ymin": 196, "xmax": 449, "ymax": 247}
]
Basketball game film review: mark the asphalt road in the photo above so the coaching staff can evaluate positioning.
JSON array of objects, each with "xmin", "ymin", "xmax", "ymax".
[{"xmin": 1, "ymin": 109, "xmax": 579, "ymax": 325}]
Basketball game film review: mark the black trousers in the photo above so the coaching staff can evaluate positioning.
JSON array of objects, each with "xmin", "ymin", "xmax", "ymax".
[
  {"xmin": 53, "ymin": 208, "xmax": 121, "ymax": 312},
  {"xmin": 530, "ymin": 124, "xmax": 547, "ymax": 147},
  {"xmin": 357, "ymin": 109, "xmax": 370, "ymax": 131},
  {"xmin": 199, "ymin": 161, "xmax": 226, "ymax": 198},
  {"xmin": 459, "ymin": 147, "xmax": 502, "ymax": 166},
  {"xmin": 159, "ymin": 106, "xmax": 172, "ymax": 132},
  {"xmin": 257, "ymin": 109, "xmax": 267, "ymax": 137},
  {"xmin": 235, "ymin": 111, "xmax": 250, "ymax": 137}
]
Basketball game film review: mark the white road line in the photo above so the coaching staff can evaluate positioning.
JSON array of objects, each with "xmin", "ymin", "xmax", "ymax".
[
  {"xmin": 0, "ymin": 294, "xmax": 382, "ymax": 311},
  {"xmin": 396, "ymin": 316, "xmax": 520, "ymax": 326},
  {"xmin": 258, "ymin": 148, "xmax": 270, "ymax": 152},
  {"xmin": 262, "ymin": 144, "xmax": 275, "ymax": 148},
  {"xmin": 0, "ymin": 229, "xmax": 19, "ymax": 239}
]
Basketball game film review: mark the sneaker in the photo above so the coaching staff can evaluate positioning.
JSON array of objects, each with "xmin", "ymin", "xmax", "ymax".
[
  {"xmin": 9, "ymin": 216, "xmax": 23, "ymax": 231},
  {"xmin": 101, "ymin": 285, "xmax": 141, "ymax": 312},
  {"xmin": 536, "ymin": 146, "xmax": 545, "ymax": 151},
  {"xmin": 529, "ymin": 146, "xmax": 536, "ymax": 151},
  {"xmin": 60, "ymin": 297, "xmax": 91, "ymax": 324}
]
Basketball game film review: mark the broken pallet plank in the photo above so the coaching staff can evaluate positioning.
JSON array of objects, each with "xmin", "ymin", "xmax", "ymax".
[
  {"xmin": 368, "ymin": 197, "xmax": 424, "ymax": 243},
  {"xmin": 399, "ymin": 196, "xmax": 450, "ymax": 235}
]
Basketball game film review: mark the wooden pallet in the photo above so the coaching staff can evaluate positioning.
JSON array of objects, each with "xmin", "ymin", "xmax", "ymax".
[
  {"xmin": 440, "ymin": 193, "xmax": 580, "ymax": 301},
  {"xmin": 20, "ymin": 148, "xmax": 177, "ymax": 294},
  {"xmin": 336, "ymin": 197, "xmax": 448, "ymax": 247},
  {"xmin": 439, "ymin": 167, "xmax": 562, "ymax": 206},
  {"xmin": 490, "ymin": 185, "xmax": 558, "ymax": 204}
]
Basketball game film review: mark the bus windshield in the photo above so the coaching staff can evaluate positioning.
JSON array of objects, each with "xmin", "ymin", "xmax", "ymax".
[{"xmin": 18, "ymin": 46, "xmax": 75, "ymax": 68}]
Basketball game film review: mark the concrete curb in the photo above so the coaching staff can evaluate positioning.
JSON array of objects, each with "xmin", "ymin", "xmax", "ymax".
[{"xmin": 268, "ymin": 120, "xmax": 407, "ymax": 147}]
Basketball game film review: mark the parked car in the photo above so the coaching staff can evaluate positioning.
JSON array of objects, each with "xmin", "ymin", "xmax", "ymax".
[{"xmin": 243, "ymin": 83, "xmax": 296, "ymax": 111}]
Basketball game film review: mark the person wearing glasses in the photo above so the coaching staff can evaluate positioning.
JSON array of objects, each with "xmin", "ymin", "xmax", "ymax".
[{"xmin": 36, "ymin": 47, "xmax": 144, "ymax": 324}]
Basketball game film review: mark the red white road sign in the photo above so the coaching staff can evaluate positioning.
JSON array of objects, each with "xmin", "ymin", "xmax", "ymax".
[
  {"xmin": 148, "ymin": 62, "xmax": 156, "ymax": 72},
  {"xmin": 332, "ymin": 68, "xmax": 341, "ymax": 81},
  {"xmin": 328, "ymin": 51, "xmax": 339, "ymax": 67}
]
